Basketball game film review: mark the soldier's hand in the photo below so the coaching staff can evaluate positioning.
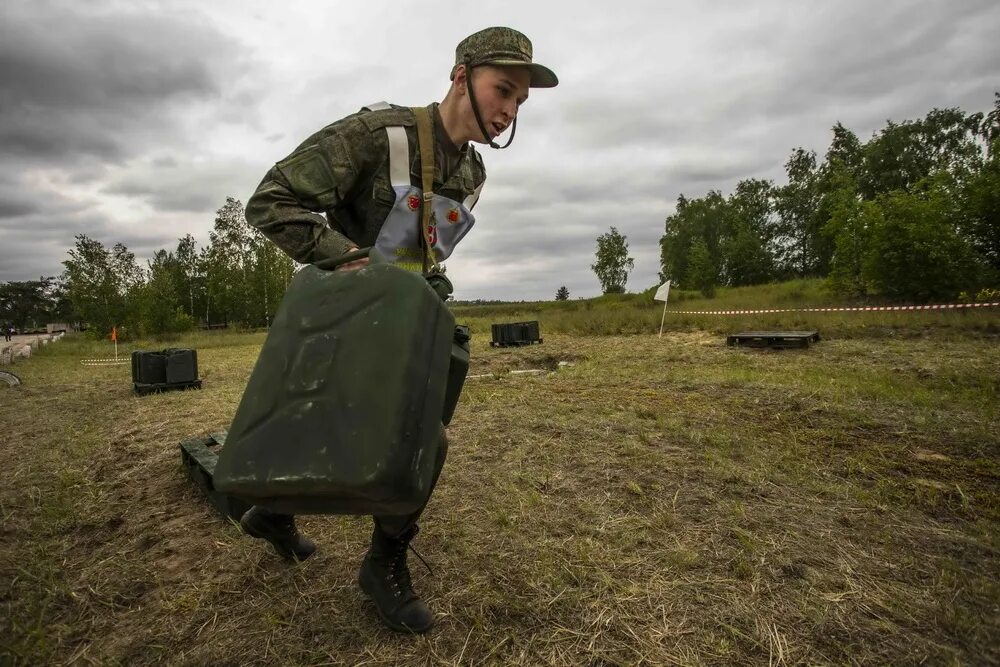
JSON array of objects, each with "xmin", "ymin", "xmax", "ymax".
[{"xmin": 336, "ymin": 247, "xmax": 370, "ymax": 271}]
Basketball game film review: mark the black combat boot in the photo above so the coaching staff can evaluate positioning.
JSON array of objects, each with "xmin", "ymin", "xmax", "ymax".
[
  {"xmin": 240, "ymin": 506, "xmax": 316, "ymax": 562},
  {"xmin": 358, "ymin": 524, "xmax": 434, "ymax": 633}
]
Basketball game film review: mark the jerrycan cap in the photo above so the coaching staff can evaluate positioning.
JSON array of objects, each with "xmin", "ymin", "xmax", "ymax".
[{"xmin": 424, "ymin": 271, "xmax": 453, "ymax": 302}]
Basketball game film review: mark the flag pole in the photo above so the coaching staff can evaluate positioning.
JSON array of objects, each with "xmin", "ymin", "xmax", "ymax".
[{"xmin": 655, "ymin": 280, "xmax": 671, "ymax": 338}]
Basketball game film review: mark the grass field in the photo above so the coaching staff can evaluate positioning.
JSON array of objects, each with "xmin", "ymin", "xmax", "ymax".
[{"xmin": 2, "ymin": 313, "xmax": 999, "ymax": 665}]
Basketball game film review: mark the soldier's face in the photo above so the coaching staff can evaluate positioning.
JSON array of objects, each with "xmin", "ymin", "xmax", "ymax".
[{"xmin": 466, "ymin": 65, "xmax": 530, "ymax": 143}]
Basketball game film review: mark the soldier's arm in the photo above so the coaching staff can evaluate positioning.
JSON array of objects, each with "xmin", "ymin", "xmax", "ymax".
[{"xmin": 245, "ymin": 128, "xmax": 367, "ymax": 264}]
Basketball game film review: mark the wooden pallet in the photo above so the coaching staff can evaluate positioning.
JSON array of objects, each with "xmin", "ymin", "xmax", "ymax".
[
  {"xmin": 490, "ymin": 321, "xmax": 543, "ymax": 347},
  {"xmin": 179, "ymin": 432, "xmax": 250, "ymax": 521},
  {"xmin": 134, "ymin": 379, "xmax": 202, "ymax": 396},
  {"xmin": 726, "ymin": 331, "xmax": 821, "ymax": 349}
]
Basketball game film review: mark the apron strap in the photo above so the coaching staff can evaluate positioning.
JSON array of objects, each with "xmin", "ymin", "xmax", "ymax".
[
  {"xmin": 411, "ymin": 106, "xmax": 439, "ymax": 274},
  {"xmin": 366, "ymin": 103, "xmax": 410, "ymax": 188},
  {"xmin": 463, "ymin": 181, "xmax": 484, "ymax": 210},
  {"xmin": 386, "ymin": 127, "xmax": 410, "ymax": 188}
]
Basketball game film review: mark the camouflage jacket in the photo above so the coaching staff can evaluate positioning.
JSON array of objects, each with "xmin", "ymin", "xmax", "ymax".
[{"xmin": 246, "ymin": 103, "xmax": 487, "ymax": 264}]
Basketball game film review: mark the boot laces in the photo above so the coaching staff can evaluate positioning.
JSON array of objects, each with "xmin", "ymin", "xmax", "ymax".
[{"xmin": 384, "ymin": 534, "xmax": 434, "ymax": 598}]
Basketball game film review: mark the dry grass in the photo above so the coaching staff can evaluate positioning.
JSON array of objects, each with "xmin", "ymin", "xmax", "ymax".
[{"xmin": 1, "ymin": 327, "xmax": 999, "ymax": 665}]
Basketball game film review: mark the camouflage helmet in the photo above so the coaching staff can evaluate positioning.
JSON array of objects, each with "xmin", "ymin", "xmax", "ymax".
[{"xmin": 450, "ymin": 27, "xmax": 558, "ymax": 88}]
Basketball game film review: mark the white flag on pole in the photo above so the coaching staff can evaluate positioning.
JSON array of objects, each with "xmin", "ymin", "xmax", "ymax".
[
  {"xmin": 654, "ymin": 280, "xmax": 671, "ymax": 303},
  {"xmin": 656, "ymin": 280, "xmax": 672, "ymax": 337}
]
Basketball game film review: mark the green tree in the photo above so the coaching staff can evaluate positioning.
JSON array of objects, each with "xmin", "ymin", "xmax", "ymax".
[
  {"xmin": 862, "ymin": 178, "xmax": 984, "ymax": 301},
  {"xmin": 205, "ymin": 197, "xmax": 253, "ymax": 325},
  {"xmin": 825, "ymin": 122, "xmax": 863, "ymax": 174},
  {"xmin": 200, "ymin": 197, "xmax": 295, "ymax": 328},
  {"xmin": 960, "ymin": 94, "xmax": 1000, "ymax": 276},
  {"xmin": 555, "ymin": 285, "xmax": 569, "ymax": 301},
  {"xmin": 62, "ymin": 235, "xmax": 139, "ymax": 335},
  {"xmin": 247, "ymin": 226, "xmax": 295, "ymax": 327},
  {"xmin": 721, "ymin": 179, "xmax": 776, "ymax": 286},
  {"xmin": 962, "ymin": 152, "xmax": 1000, "ymax": 275},
  {"xmin": 174, "ymin": 234, "xmax": 204, "ymax": 321},
  {"xmin": 592, "ymin": 227, "xmax": 634, "ymax": 294},
  {"xmin": 812, "ymin": 124, "xmax": 864, "ymax": 280},
  {"xmin": 687, "ymin": 238, "xmax": 716, "ymax": 297},
  {"xmin": 135, "ymin": 250, "xmax": 193, "ymax": 335},
  {"xmin": 660, "ymin": 191, "xmax": 728, "ymax": 286},
  {"xmin": 0, "ymin": 278, "xmax": 61, "ymax": 331},
  {"xmin": 774, "ymin": 148, "xmax": 825, "ymax": 276},
  {"xmin": 824, "ymin": 168, "xmax": 868, "ymax": 297},
  {"xmin": 721, "ymin": 224, "xmax": 773, "ymax": 287},
  {"xmin": 859, "ymin": 108, "xmax": 984, "ymax": 200}
]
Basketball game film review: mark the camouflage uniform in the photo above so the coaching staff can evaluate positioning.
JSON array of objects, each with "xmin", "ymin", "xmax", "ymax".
[
  {"xmin": 244, "ymin": 103, "xmax": 485, "ymax": 534},
  {"xmin": 246, "ymin": 103, "xmax": 487, "ymax": 265}
]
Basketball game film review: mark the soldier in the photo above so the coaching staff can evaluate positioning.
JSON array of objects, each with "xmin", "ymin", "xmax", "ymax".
[{"xmin": 240, "ymin": 27, "xmax": 557, "ymax": 634}]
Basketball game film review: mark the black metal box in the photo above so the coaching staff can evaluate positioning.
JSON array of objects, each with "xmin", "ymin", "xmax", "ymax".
[
  {"xmin": 132, "ymin": 348, "xmax": 202, "ymax": 395},
  {"xmin": 166, "ymin": 349, "xmax": 198, "ymax": 384},
  {"xmin": 132, "ymin": 350, "xmax": 167, "ymax": 384}
]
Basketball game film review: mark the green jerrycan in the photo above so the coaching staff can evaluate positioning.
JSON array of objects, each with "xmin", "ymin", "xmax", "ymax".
[{"xmin": 213, "ymin": 248, "xmax": 459, "ymax": 516}]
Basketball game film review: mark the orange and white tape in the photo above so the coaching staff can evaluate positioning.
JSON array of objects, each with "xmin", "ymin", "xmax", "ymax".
[{"xmin": 667, "ymin": 301, "xmax": 1000, "ymax": 316}]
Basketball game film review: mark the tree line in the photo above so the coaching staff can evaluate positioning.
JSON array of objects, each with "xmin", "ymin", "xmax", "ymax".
[
  {"xmin": 0, "ymin": 198, "xmax": 295, "ymax": 338},
  {"xmin": 656, "ymin": 95, "xmax": 1000, "ymax": 301},
  {"xmin": 5, "ymin": 98, "xmax": 998, "ymax": 334}
]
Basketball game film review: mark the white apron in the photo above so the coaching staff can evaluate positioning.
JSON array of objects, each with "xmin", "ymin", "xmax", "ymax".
[{"xmin": 366, "ymin": 102, "xmax": 482, "ymax": 272}]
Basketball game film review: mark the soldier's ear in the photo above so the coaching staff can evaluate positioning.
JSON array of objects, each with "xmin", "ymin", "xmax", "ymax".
[{"xmin": 452, "ymin": 64, "xmax": 468, "ymax": 92}]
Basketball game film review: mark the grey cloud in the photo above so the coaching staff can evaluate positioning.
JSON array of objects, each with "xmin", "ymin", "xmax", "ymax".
[
  {"xmin": 102, "ymin": 160, "xmax": 264, "ymax": 214},
  {"xmin": 724, "ymin": 3, "xmax": 1000, "ymax": 144},
  {"xmin": 0, "ymin": 216, "xmax": 192, "ymax": 282},
  {"xmin": 0, "ymin": 2, "xmax": 255, "ymax": 164},
  {"xmin": 0, "ymin": 199, "xmax": 38, "ymax": 220},
  {"xmin": 0, "ymin": 206, "xmax": 112, "ymax": 239},
  {"xmin": 0, "ymin": 113, "xmax": 124, "ymax": 161},
  {"xmin": 453, "ymin": 191, "xmax": 668, "ymax": 300},
  {"xmin": 545, "ymin": 0, "xmax": 1000, "ymax": 188},
  {"xmin": 67, "ymin": 161, "xmax": 113, "ymax": 184},
  {"xmin": 557, "ymin": 98, "xmax": 691, "ymax": 149},
  {"xmin": 0, "ymin": 208, "xmax": 114, "ymax": 281},
  {"xmin": 152, "ymin": 155, "xmax": 178, "ymax": 168},
  {"xmin": 0, "ymin": 238, "xmax": 71, "ymax": 280},
  {"xmin": 0, "ymin": 180, "xmax": 93, "ymax": 222}
]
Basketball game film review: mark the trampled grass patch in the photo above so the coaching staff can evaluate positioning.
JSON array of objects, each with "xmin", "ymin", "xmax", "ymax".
[{"xmin": 1, "ymin": 325, "xmax": 998, "ymax": 665}]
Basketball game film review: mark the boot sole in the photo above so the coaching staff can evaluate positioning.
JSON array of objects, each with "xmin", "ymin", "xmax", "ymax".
[{"xmin": 358, "ymin": 566, "xmax": 434, "ymax": 634}]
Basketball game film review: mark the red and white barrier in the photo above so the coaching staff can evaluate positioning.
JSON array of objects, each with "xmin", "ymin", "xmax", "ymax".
[{"xmin": 667, "ymin": 302, "xmax": 1000, "ymax": 316}]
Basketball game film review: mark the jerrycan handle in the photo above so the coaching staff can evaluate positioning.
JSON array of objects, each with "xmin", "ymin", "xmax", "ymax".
[{"xmin": 315, "ymin": 247, "xmax": 376, "ymax": 271}]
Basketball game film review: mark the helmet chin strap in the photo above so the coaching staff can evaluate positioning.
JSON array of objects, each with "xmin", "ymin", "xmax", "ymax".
[{"xmin": 464, "ymin": 58, "xmax": 517, "ymax": 150}]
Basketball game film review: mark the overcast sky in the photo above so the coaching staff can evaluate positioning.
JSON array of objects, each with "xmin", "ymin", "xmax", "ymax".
[{"xmin": 1, "ymin": 0, "xmax": 997, "ymax": 300}]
